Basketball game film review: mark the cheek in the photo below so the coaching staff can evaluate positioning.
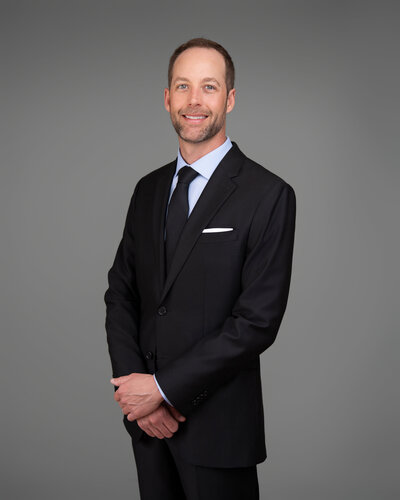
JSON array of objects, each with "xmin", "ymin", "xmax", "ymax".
[
  {"xmin": 170, "ymin": 97, "xmax": 186, "ymax": 113},
  {"xmin": 208, "ymin": 96, "xmax": 227, "ymax": 114}
]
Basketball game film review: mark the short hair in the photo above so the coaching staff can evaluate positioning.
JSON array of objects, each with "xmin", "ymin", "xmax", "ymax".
[{"xmin": 168, "ymin": 38, "xmax": 235, "ymax": 93}]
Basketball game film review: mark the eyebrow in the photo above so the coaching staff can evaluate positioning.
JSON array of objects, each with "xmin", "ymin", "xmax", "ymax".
[{"xmin": 173, "ymin": 77, "xmax": 222, "ymax": 87}]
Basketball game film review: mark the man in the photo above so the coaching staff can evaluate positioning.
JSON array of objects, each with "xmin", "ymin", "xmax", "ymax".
[{"xmin": 105, "ymin": 38, "xmax": 296, "ymax": 500}]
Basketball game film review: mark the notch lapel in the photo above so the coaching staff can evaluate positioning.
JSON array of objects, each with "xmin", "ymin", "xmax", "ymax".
[
  {"xmin": 158, "ymin": 143, "xmax": 244, "ymax": 304},
  {"xmin": 151, "ymin": 160, "xmax": 176, "ymax": 297}
]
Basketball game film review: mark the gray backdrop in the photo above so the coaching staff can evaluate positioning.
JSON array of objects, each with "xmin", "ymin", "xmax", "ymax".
[{"xmin": 1, "ymin": 1, "xmax": 399, "ymax": 499}]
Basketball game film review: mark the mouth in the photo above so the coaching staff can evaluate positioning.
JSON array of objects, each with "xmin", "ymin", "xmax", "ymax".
[{"xmin": 182, "ymin": 114, "xmax": 208, "ymax": 122}]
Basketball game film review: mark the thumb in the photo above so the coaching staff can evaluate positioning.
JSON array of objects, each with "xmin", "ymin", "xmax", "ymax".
[
  {"xmin": 168, "ymin": 406, "xmax": 186, "ymax": 422},
  {"xmin": 110, "ymin": 375, "xmax": 129, "ymax": 386}
]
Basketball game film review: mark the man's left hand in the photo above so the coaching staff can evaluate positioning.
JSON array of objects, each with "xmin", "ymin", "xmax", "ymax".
[{"xmin": 111, "ymin": 373, "xmax": 164, "ymax": 421}]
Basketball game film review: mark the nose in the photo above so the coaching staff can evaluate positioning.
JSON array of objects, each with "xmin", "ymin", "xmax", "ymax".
[{"xmin": 188, "ymin": 86, "xmax": 202, "ymax": 107}]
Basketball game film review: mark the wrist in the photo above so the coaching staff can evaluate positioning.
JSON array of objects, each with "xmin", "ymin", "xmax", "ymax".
[{"xmin": 152, "ymin": 378, "xmax": 165, "ymax": 404}]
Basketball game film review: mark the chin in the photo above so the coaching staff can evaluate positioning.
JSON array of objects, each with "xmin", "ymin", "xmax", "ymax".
[
  {"xmin": 181, "ymin": 133, "xmax": 208, "ymax": 144},
  {"xmin": 181, "ymin": 125, "xmax": 222, "ymax": 144}
]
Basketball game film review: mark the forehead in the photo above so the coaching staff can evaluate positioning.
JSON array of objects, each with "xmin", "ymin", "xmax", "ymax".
[{"xmin": 172, "ymin": 47, "xmax": 226, "ymax": 81}]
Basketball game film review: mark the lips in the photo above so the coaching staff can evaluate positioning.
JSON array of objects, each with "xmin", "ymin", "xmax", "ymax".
[{"xmin": 182, "ymin": 114, "xmax": 208, "ymax": 121}]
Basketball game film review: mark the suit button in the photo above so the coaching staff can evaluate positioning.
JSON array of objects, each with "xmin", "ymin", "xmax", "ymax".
[
  {"xmin": 158, "ymin": 306, "xmax": 167, "ymax": 316},
  {"xmin": 145, "ymin": 351, "xmax": 153, "ymax": 360}
]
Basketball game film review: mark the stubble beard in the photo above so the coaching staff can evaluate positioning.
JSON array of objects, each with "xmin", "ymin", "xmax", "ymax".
[{"xmin": 170, "ymin": 109, "xmax": 227, "ymax": 144}]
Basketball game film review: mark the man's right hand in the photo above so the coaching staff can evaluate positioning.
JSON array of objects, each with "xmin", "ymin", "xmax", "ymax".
[{"xmin": 136, "ymin": 402, "xmax": 186, "ymax": 439}]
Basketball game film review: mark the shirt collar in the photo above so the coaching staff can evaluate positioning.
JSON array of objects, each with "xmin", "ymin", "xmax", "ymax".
[{"xmin": 176, "ymin": 136, "xmax": 232, "ymax": 180}]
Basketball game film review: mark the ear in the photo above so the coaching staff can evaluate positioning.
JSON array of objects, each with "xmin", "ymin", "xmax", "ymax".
[
  {"xmin": 226, "ymin": 88, "xmax": 236, "ymax": 114},
  {"xmin": 164, "ymin": 87, "xmax": 171, "ymax": 113}
]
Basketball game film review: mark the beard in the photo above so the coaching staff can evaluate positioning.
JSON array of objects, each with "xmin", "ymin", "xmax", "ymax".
[{"xmin": 170, "ymin": 108, "xmax": 227, "ymax": 144}]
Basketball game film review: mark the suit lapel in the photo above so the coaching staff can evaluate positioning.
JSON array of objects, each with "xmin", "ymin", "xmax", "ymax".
[
  {"xmin": 152, "ymin": 159, "xmax": 176, "ymax": 297},
  {"xmin": 156, "ymin": 143, "xmax": 245, "ymax": 304}
]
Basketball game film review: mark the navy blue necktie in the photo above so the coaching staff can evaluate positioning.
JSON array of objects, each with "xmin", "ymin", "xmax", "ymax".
[{"xmin": 165, "ymin": 166, "xmax": 199, "ymax": 273}]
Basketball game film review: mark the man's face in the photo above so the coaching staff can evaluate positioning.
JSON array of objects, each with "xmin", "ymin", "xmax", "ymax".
[{"xmin": 164, "ymin": 47, "xmax": 235, "ymax": 145}]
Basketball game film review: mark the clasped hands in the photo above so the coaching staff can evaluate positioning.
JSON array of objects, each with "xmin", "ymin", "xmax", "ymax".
[{"xmin": 111, "ymin": 373, "xmax": 186, "ymax": 439}]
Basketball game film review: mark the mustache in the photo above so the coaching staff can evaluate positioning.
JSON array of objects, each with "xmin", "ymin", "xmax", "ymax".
[{"xmin": 180, "ymin": 109, "xmax": 210, "ymax": 116}]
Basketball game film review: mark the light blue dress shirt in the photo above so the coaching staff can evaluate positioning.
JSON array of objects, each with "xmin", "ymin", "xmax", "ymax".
[{"xmin": 153, "ymin": 136, "xmax": 233, "ymax": 407}]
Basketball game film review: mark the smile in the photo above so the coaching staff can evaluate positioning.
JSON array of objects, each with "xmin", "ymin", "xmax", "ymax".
[{"xmin": 182, "ymin": 114, "xmax": 208, "ymax": 121}]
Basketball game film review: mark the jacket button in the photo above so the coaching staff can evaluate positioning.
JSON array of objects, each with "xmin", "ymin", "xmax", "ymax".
[
  {"xmin": 158, "ymin": 306, "xmax": 167, "ymax": 316},
  {"xmin": 145, "ymin": 351, "xmax": 153, "ymax": 360}
]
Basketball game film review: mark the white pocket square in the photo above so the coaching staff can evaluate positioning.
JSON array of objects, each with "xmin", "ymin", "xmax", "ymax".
[{"xmin": 202, "ymin": 227, "xmax": 234, "ymax": 233}]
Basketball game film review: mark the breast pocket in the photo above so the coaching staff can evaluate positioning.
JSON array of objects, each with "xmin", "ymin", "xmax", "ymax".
[{"xmin": 198, "ymin": 229, "xmax": 239, "ymax": 243}]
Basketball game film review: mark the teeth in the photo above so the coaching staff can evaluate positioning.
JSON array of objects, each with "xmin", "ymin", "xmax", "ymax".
[{"xmin": 185, "ymin": 115, "xmax": 206, "ymax": 120}]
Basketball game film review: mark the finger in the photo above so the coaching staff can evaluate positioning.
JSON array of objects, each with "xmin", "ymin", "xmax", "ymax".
[
  {"xmin": 138, "ymin": 422, "xmax": 156, "ymax": 438},
  {"xmin": 131, "ymin": 402, "xmax": 160, "ymax": 421},
  {"xmin": 121, "ymin": 405, "xmax": 130, "ymax": 415},
  {"xmin": 120, "ymin": 399, "xmax": 140, "ymax": 415},
  {"xmin": 159, "ymin": 411, "xmax": 179, "ymax": 434},
  {"xmin": 110, "ymin": 375, "xmax": 129, "ymax": 386},
  {"xmin": 117, "ymin": 399, "xmax": 129, "ymax": 412},
  {"xmin": 154, "ymin": 427, "xmax": 168, "ymax": 439},
  {"xmin": 147, "ymin": 409, "xmax": 176, "ymax": 437},
  {"xmin": 152, "ymin": 422, "xmax": 171, "ymax": 439},
  {"xmin": 141, "ymin": 418, "xmax": 167, "ymax": 439},
  {"xmin": 127, "ymin": 406, "xmax": 155, "ymax": 421},
  {"xmin": 159, "ymin": 421, "xmax": 175, "ymax": 438},
  {"xmin": 143, "ymin": 429, "xmax": 156, "ymax": 438},
  {"xmin": 168, "ymin": 406, "xmax": 186, "ymax": 422}
]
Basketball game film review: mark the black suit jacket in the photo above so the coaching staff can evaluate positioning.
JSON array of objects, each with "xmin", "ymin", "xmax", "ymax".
[{"xmin": 104, "ymin": 142, "xmax": 296, "ymax": 467}]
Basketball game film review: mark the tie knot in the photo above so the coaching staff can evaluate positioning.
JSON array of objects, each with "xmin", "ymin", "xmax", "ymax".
[{"xmin": 177, "ymin": 166, "xmax": 198, "ymax": 185}]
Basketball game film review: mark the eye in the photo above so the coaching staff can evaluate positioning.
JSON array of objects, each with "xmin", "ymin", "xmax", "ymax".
[
  {"xmin": 205, "ymin": 84, "xmax": 216, "ymax": 91},
  {"xmin": 177, "ymin": 84, "xmax": 188, "ymax": 90}
]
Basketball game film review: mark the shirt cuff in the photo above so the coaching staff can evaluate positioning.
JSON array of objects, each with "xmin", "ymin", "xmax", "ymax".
[{"xmin": 153, "ymin": 373, "xmax": 174, "ymax": 407}]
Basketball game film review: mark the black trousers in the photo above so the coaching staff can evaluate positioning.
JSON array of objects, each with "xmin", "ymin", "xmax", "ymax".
[{"xmin": 131, "ymin": 433, "xmax": 260, "ymax": 500}]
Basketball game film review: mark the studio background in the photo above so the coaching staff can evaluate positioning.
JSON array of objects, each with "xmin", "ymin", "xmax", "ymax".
[{"xmin": 1, "ymin": 1, "xmax": 399, "ymax": 499}]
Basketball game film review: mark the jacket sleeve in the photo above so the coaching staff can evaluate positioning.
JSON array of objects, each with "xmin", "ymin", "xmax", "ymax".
[
  {"xmin": 154, "ymin": 182, "xmax": 296, "ymax": 416},
  {"xmin": 104, "ymin": 180, "xmax": 147, "ymax": 378}
]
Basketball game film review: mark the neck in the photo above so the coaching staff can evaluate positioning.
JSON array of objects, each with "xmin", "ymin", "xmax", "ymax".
[{"xmin": 178, "ymin": 131, "xmax": 227, "ymax": 165}]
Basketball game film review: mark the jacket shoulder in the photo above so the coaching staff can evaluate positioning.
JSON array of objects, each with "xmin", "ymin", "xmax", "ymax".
[
  {"xmin": 137, "ymin": 159, "xmax": 176, "ymax": 186},
  {"xmin": 239, "ymin": 152, "xmax": 295, "ymax": 200}
]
